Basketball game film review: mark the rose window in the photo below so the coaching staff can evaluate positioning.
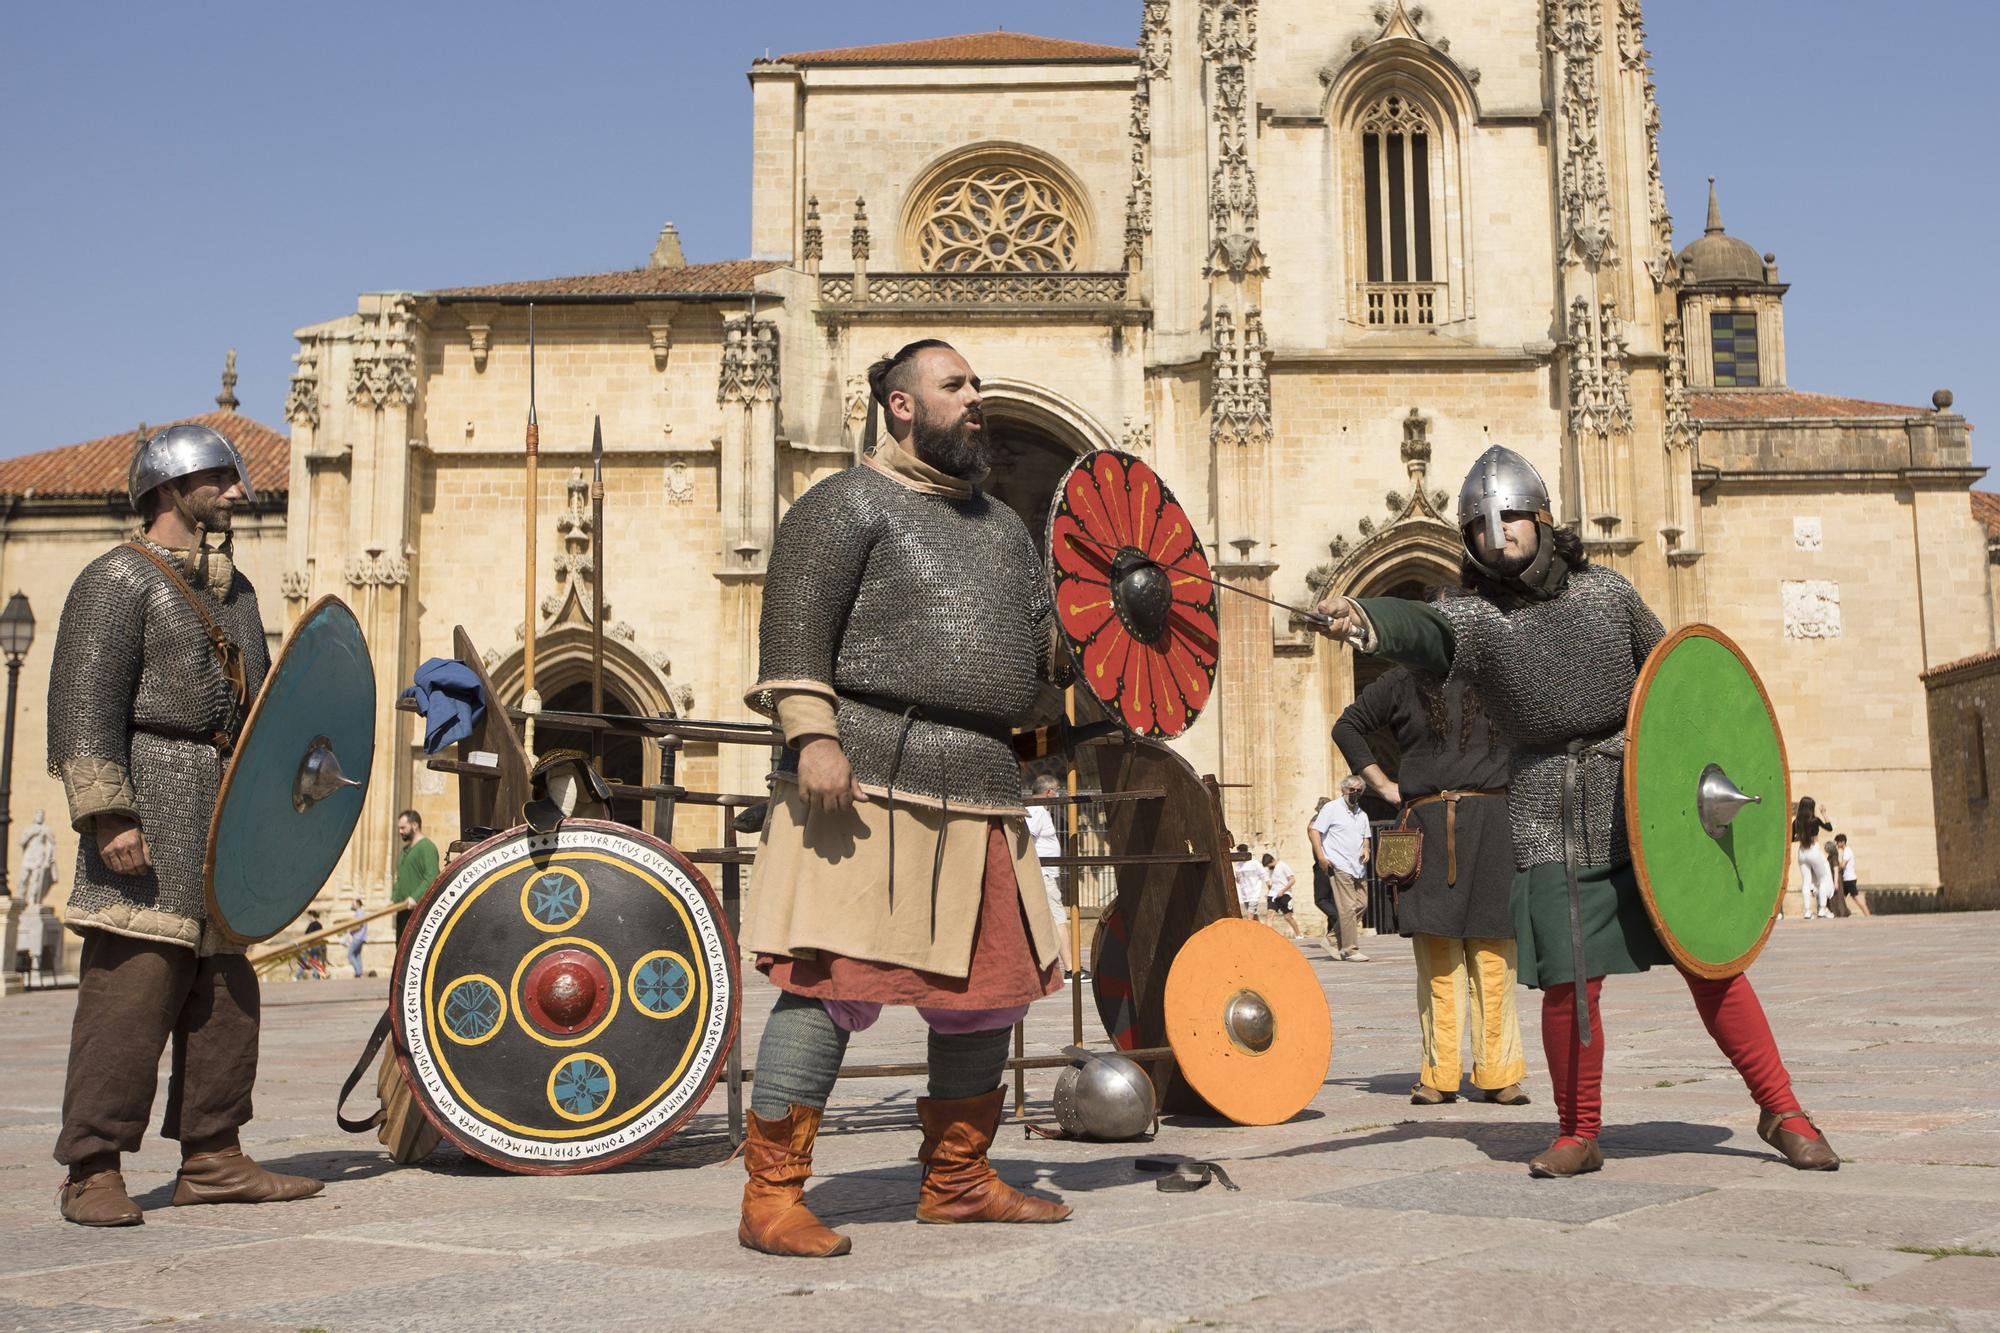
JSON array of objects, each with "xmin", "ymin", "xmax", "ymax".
[{"xmin": 915, "ymin": 164, "xmax": 1081, "ymax": 273}]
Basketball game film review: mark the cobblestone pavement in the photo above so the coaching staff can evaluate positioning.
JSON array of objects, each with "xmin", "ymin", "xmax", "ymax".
[{"xmin": 0, "ymin": 912, "xmax": 1995, "ymax": 1331}]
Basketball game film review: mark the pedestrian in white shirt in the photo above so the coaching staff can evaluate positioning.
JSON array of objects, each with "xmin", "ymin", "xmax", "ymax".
[
  {"xmin": 1233, "ymin": 844, "xmax": 1269, "ymax": 923},
  {"xmin": 1309, "ymin": 776, "xmax": 1373, "ymax": 961},
  {"xmin": 1834, "ymin": 834, "xmax": 1869, "ymax": 916},
  {"xmin": 1023, "ymin": 775, "xmax": 1075, "ymax": 973},
  {"xmin": 1261, "ymin": 853, "xmax": 1303, "ymax": 938}
]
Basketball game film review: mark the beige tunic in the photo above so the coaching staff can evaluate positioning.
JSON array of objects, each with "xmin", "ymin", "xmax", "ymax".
[{"xmin": 740, "ymin": 439, "xmax": 1061, "ymax": 977}]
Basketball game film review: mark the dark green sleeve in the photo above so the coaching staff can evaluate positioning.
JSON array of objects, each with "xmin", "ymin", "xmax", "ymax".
[{"xmin": 1355, "ymin": 598, "xmax": 1456, "ymax": 676}]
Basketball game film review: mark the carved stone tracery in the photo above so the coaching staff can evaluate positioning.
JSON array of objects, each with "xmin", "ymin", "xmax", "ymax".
[
  {"xmin": 1210, "ymin": 306, "xmax": 1271, "ymax": 448},
  {"xmin": 1568, "ymin": 295, "xmax": 1634, "ymax": 439},
  {"xmin": 717, "ymin": 316, "xmax": 780, "ymax": 404},
  {"xmin": 347, "ymin": 297, "xmax": 419, "ymax": 409},
  {"xmin": 1202, "ymin": 0, "xmax": 1265, "ymax": 282},
  {"xmin": 914, "ymin": 162, "xmax": 1082, "ymax": 273},
  {"xmin": 285, "ymin": 340, "xmax": 321, "ymax": 429},
  {"xmin": 1547, "ymin": 0, "xmax": 1614, "ymax": 267},
  {"xmin": 1125, "ymin": 2, "xmax": 1170, "ymax": 267}
]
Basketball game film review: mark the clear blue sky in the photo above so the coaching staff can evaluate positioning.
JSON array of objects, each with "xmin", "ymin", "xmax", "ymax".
[{"xmin": 3, "ymin": 2, "xmax": 1992, "ymax": 474}]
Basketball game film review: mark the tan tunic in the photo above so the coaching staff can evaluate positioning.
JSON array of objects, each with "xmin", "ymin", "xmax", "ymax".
[{"xmin": 740, "ymin": 439, "xmax": 1062, "ymax": 978}]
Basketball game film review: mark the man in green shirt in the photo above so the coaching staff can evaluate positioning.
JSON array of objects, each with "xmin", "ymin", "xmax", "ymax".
[{"xmin": 391, "ymin": 810, "xmax": 438, "ymax": 939}]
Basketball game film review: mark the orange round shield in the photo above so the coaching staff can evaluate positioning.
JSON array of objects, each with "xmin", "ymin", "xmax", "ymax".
[{"xmin": 1163, "ymin": 919, "xmax": 1332, "ymax": 1126}]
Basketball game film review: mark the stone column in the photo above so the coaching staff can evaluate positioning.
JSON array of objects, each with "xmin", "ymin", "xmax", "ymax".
[{"xmin": 716, "ymin": 312, "xmax": 781, "ymax": 795}]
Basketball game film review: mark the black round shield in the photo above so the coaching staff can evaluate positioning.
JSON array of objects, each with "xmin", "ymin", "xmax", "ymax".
[{"xmin": 393, "ymin": 820, "xmax": 738, "ymax": 1174}]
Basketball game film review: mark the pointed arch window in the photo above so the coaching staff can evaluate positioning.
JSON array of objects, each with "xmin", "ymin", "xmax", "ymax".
[{"xmin": 1334, "ymin": 75, "xmax": 1466, "ymax": 330}]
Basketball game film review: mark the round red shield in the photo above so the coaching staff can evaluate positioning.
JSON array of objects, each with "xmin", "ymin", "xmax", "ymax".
[{"xmin": 1048, "ymin": 450, "xmax": 1220, "ymax": 739}]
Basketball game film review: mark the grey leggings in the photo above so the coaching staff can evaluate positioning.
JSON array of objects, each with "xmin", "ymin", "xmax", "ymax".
[{"xmin": 749, "ymin": 992, "xmax": 1011, "ymax": 1119}]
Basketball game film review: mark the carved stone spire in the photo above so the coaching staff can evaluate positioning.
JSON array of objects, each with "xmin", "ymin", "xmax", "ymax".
[
  {"xmin": 215, "ymin": 349, "xmax": 240, "ymax": 412},
  {"xmin": 1705, "ymin": 175, "xmax": 1723, "ymax": 234}
]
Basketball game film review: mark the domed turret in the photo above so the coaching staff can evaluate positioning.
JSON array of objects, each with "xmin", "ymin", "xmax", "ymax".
[{"xmin": 1678, "ymin": 178, "xmax": 1772, "ymax": 286}]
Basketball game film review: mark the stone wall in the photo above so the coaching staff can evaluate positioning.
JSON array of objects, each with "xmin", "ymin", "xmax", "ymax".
[{"xmin": 1922, "ymin": 649, "xmax": 2000, "ymax": 910}]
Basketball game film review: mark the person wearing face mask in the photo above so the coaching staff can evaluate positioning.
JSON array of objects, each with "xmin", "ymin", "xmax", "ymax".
[
  {"xmin": 45, "ymin": 424, "xmax": 322, "ymax": 1227},
  {"xmin": 1310, "ymin": 446, "xmax": 1839, "ymax": 1179},
  {"xmin": 736, "ymin": 340, "xmax": 1073, "ymax": 1257},
  {"xmin": 1308, "ymin": 776, "xmax": 1373, "ymax": 962}
]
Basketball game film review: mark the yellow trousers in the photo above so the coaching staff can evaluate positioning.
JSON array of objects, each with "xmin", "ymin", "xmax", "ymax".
[{"xmin": 1415, "ymin": 934, "xmax": 1526, "ymax": 1093}]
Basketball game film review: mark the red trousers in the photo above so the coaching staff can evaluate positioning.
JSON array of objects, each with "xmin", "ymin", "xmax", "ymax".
[{"xmin": 1540, "ymin": 970, "xmax": 1804, "ymax": 1140}]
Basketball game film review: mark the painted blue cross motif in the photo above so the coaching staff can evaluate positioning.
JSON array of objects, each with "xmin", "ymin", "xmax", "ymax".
[
  {"xmin": 634, "ymin": 956, "xmax": 691, "ymax": 1015},
  {"xmin": 528, "ymin": 873, "xmax": 581, "ymax": 926},
  {"xmin": 444, "ymin": 981, "xmax": 502, "ymax": 1042},
  {"xmin": 553, "ymin": 1058, "xmax": 611, "ymax": 1117}
]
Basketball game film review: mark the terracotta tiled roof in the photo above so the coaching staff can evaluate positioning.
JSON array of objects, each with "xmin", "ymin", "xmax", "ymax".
[
  {"xmin": 1972, "ymin": 490, "xmax": 2000, "ymax": 540},
  {"xmin": 1921, "ymin": 644, "xmax": 2000, "ymax": 683},
  {"xmin": 433, "ymin": 259, "xmax": 785, "ymax": 300},
  {"xmin": 768, "ymin": 31, "xmax": 1136, "ymax": 66},
  {"xmin": 1688, "ymin": 390, "xmax": 1932, "ymax": 421},
  {"xmin": 0, "ymin": 411, "xmax": 288, "ymax": 502}
]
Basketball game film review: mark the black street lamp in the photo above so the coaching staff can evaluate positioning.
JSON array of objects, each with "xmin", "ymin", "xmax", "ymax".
[{"xmin": 0, "ymin": 591, "xmax": 35, "ymax": 895}]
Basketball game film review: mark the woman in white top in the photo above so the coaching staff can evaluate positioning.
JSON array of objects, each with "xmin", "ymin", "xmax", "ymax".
[{"xmin": 1791, "ymin": 798, "xmax": 1835, "ymax": 921}]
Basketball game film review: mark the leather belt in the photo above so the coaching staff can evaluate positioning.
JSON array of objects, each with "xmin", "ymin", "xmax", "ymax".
[
  {"xmin": 133, "ymin": 724, "xmax": 235, "ymax": 758},
  {"xmin": 840, "ymin": 692, "xmax": 1016, "ymax": 940},
  {"xmin": 842, "ymin": 692, "xmax": 1016, "ymax": 744},
  {"xmin": 1405, "ymin": 787, "xmax": 1505, "ymax": 886}
]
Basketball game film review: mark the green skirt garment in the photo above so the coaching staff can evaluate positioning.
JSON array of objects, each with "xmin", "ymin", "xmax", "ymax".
[{"xmin": 1511, "ymin": 859, "xmax": 1673, "ymax": 989}]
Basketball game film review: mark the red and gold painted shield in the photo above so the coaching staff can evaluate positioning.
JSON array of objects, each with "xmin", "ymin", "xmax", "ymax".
[{"xmin": 1048, "ymin": 450, "xmax": 1220, "ymax": 739}]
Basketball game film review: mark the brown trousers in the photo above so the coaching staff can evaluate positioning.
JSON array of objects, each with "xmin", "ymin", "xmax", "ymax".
[{"xmin": 55, "ymin": 929, "xmax": 260, "ymax": 1169}]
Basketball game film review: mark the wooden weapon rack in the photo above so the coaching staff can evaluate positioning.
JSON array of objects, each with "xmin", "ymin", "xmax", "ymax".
[{"xmin": 402, "ymin": 628, "xmax": 1241, "ymax": 1143}]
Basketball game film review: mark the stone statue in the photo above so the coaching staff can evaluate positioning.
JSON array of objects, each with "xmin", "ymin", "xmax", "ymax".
[{"xmin": 18, "ymin": 809, "xmax": 56, "ymax": 907}]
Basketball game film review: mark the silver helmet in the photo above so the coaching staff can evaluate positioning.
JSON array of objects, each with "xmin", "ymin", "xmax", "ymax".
[
  {"xmin": 1456, "ymin": 445, "xmax": 1550, "ymax": 571},
  {"xmin": 1052, "ymin": 1051, "xmax": 1155, "ymax": 1141},
  {"xmin": 128, "ymin": 423, "xmax": 256, "ymax": 513}
]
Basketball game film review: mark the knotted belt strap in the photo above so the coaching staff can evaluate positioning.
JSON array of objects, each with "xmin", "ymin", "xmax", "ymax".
[{"xmin": 1404, "ymin": 787, "xmax": 1506, "ymax": 885}]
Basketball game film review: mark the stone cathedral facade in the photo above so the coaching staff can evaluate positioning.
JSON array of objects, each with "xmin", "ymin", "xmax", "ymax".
[{"xmin": 259, "ymin": 1, "xmax": 1992, "ymax": 912}]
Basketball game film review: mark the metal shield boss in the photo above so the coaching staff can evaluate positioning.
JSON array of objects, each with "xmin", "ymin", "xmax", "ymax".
[
  {"xmin": 204, "ymin": 595, "xmax": 375, "ymax": 945},
  {"xmin": 1047, "ymin": 449, "xmax": 1220, "ymax": 739},
  {"xmin": 393, "ymin": 820, "xmax": 739, "ymax": 1174},
  {"xmin": 1163, "ymin": 919, "xmax": 1333, "ymax": 1126},
  {"xmin": 1624, "ymin": 624, "xmax": 1791, "ymax": 979}
]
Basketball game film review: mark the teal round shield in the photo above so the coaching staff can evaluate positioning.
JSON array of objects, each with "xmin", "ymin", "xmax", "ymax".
[{"xmin": 204, "ymin": 595, "xmax": 376, "ymax": 944}]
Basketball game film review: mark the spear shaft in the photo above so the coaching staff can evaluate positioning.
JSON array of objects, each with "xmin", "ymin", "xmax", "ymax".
[
  {"xmin": 590, "ymin": 415, "xmax": 606, "ymax": 763},
  {"xmin": 522, "ymin": 304, "xmax": 541, "ymax": 762},
  {"xmin": 1060, "ymin": 529, "xmax": 1331, "ymax": 627}
]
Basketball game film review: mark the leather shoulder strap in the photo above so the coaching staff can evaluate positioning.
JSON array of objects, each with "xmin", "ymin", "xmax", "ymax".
[
  {"xmin": 336, "ymin": 1010, "xmax": 393, "ymax": 1133},
  {"xmin": 121, "ymin": 541, "xmax": 227, "ymax": 646}
]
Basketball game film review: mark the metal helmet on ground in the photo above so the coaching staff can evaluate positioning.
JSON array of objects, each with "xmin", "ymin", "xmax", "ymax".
[
  {"xmin": 128, "ymin": 423, "xmax": 256, "ymax": 513},
  {"xmin": 1455, "ymin": 445, "xmax": 1552, "ymax": 575},
  {"xmin": 1052, "ymin": 1050, "xmax": 1155, "ymax": 1141}
]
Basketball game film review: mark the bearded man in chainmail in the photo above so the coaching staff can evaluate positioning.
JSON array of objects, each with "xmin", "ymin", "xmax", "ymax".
[
  {"xmin": 45, "ymin": 425, "xmax": 322, "ymax": 1227},
  {"xmin": 737, "ymin": 340, "xmax": 1071, "ymax": 1257},
  {"xmin": 1314, "ymin": 446, "xmax": 1839, "ymax": 1179}
]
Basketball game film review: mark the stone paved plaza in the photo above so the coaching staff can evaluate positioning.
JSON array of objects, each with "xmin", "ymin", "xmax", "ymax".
[{"xmin": 0, "ymin": 912, "xmax": 1995, "ymax": 1331}]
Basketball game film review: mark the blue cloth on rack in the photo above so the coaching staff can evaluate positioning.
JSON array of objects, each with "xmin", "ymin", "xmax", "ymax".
[{"xmin": 398, "ymin": 658, "xmax": 486, "ymax": 754}]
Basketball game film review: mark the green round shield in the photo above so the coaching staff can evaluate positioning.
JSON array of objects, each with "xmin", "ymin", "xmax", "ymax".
[
  {"xmin": 1624, "ymin": 624, "xmax": 1791, "ymax": 979},
  {"xmin": 204, "ymin": 595, "xmax": 376, "ymax": 944}
]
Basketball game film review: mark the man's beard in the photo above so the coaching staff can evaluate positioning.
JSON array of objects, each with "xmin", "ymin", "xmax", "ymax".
[
  {"xmin": 188, "ymin": 493, "xmax": 234, "ymax": 532},
  {"xmin": 910, "ymin": 399, "xmax": 990, "ymax": 480},
  {"xmin": 1482, "ymin": 546, "xmax": 1532, "ymax": 577}
]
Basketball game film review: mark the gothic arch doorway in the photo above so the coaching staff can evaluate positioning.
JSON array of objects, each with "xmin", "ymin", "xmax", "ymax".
[
  {"xmin": 1333, "ymin": 558, "xmax": 1457, "ymax": 823},
  {"xmin": 540, "ymin": 680, "xmax": 645, "ymax": 827}
]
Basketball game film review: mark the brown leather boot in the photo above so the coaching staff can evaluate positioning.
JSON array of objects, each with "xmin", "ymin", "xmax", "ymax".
[
  {"xmin": 57, "ymin": 1169, "xmax": 143, "ymax": 1227},
  {"xmin": 738, "ymin": 1105, "xmax": 851, "ymax": 1257},
  {"xmin": 1758, "ymin": 1110, "xmax": 1840, "ymax": 1171},
  {"xmin": 1484, "ymin": 1083, "xmax": 1532, "ymax": 1106},
  {"xmin": 1410, "ymin": 1082, "xmax": 1456, "ymax": 1105},
  {"xmin": 1528, "ymin": 1135, "xmax": 1604, "ymax": 1178},
  {"xmin": 915, "ymin": 1088, "xmax": 1070, "ymax": 1224},
  {"xmin": 172, "ymin": 1148, "xmax": 324, "ymax": 1205}
]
